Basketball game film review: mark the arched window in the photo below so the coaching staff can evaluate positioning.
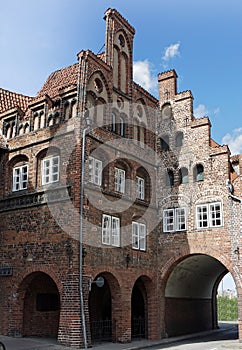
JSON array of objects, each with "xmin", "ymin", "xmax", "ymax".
[
  {"xmin": 166, "ymin": 170, "xmax": 174, "ymax": 187},
  {"xmin": 175, "ymin": 131, "xmax": 184, "ymax": 147},
  {"xmin": 112, "ymin": 112, "xmax": 116, "ymax": 133},
  {"xmin": 10, "ymin": 155, "xmax": 29, "ymax": 192},
  {"xmin": 194, "ymin": 164, "xmax": 204, "ymax": 182},
  {"xmin": 161, "ymin": 103, "xmax": 172, "ymax": 120},
  {"xmin": 179, "ymin": 167, "xmax": 189, "ymax": 184},
  {"xmin": 37, "ymin": 148, "xmax": 60, "ymax": 186},
  {"xmin": 160, "ymin": 135, "xmax": 169, "ymax": 151},
  {"xmin": 120, "ymin": 116, "xmax": 125, "ymax": 137}
]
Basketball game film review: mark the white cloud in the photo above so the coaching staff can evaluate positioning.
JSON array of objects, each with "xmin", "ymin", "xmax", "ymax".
[
  {"xmin": 222, "ymin": 129, "xmax": 242, "ymax": 155},
  {"xmin": 133, "ymin": 60, "xmax": 157, "ymax": 92},
  {"xmin": 194, "ymin": 104, "xmax": 209, "ymax": 119},
  {"xmin": 162, "ymin": 42, "xmax": 180, "ymax": 61}
]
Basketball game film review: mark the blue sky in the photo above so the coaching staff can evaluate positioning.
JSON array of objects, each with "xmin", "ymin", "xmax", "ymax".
[
  {"xmin": 1, "ymin": 0, "xmax": 242, "ymax": 153},
  {"xmin": 0, "ymin": 0, "xmax": 239, "ymax": 291}
]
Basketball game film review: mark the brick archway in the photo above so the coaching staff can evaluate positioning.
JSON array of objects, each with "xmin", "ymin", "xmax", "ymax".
[
  {"xmin": 88, "ymin": 271, "xmax": 121, "ymax": 344},
  {"xmin": 162, "ymin": 254, "xmax": 232, "ymax": 337},
  {"xmin": 19, "ymin": 271, "xmax": 60, "ymax": 338}
]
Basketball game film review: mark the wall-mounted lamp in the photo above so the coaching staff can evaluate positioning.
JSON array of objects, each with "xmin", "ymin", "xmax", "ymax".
[{"xmin": 89, "ymin": 276, "xmax": 105, "ymax": 291}]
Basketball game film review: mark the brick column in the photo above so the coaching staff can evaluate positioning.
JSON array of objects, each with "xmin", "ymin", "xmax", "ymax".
[{"xmin": 113, "ymin": 288, "xmax": 131, "ymax": 343}]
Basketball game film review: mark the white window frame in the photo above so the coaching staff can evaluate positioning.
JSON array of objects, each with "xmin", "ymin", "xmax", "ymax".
[
  {"xmin": 89, "ymin": 156, "xmax": 102, "ymax": 185},
  {"xmin": 114, "ymin": 167, "xmax": 125, "ymax": 193},
  {"xmin": 132, "ymin": 222, "xmax": 146, "ymax": 251},
  {"xmin": 196, "ymin": 202, "xmax": 223, "ymax": 229},
  {"xmin": 136, "ymin": 176, "xmax": 145, "ymax": 200},
  {"xmin": 42, "ymin": 155, "xmax": 60, "ymax": 185},
  {"xmin": 102, "ymin": 214, "xmax": 120, "ymax": 247},
  {"xmin": 13, "ymin": 164, "xmax": 28, "ymax": 191},
  {"xmin": 163, "ymin": 207, "xmax": 187, "ymax": 233}
]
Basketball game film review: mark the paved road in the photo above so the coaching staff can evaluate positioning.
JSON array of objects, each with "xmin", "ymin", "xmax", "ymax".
[
  {"xmin": 0, "ymin": 322, "xmax": 240, "ymax": 350},
  {"xmin": 151, "ymin": 323, "xmax": 241, "ymax": 350}
]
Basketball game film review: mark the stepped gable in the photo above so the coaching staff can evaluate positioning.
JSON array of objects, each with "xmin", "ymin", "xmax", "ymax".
[
  {"xmin": 37, "ymin": 63, "xmax": 79, "ymax": 98},
  {"xmin": 0, "ymin": 88, "xmax": 33, "ymax": 114}
]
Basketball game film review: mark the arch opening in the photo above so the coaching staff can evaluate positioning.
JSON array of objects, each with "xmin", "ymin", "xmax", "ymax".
[
  {"xmin": 131, "ymin": 278, "xmax": 147, "ymax": 339},
  {"xmin": 88, "ymin": 275, "xmax": 112, "ymax": 343},
  {"xmin": 165, "ymin": 254, "xmax": 232, "ymax": 337},
  {"xmin": 22, "ymin": 272, "xmax": 60, "ymax": 338}
]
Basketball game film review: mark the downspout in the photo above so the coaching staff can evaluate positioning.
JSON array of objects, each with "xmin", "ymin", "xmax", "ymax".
[
  {"xmin": 226, "ymin": 179, "xmax": 242, "ymax": 203},
  {"xmin": 77, "ymin": 51, "xmax": 89, "ymax": 349}
]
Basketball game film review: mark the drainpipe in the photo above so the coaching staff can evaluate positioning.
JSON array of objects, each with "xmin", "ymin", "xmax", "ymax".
[
  {"xmin": 77, "ymin": 51, "xmax": 89, "ymax": 349},
  {"xmin": 80, "ymin": 119, "xmax": 91, "ymax": 349},
  {"xmin": 226, "ymin": 179, "xmax": 242, "ymax": 203}
]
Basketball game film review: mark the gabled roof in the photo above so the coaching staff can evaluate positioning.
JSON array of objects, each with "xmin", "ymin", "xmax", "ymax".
[
  {"xmin": 0, "ymin": 88, "xmax": 33, "ymax": 114},
  {"xmin": 37, "ymin": 63, "xmax": 79, "ymax": 98}
]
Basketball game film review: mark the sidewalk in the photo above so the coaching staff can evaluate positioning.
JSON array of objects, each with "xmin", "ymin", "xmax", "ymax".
[{"xmin": 0, "ymin": 322, "xmax": 238, "ymax": 350}]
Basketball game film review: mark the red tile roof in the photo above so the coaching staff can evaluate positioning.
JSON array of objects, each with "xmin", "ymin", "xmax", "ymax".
[
  {"xmin": 0, "ymin": 88, "xmax": 33, "ymax": 114},
  {"xmin": 37, "ymin": 63, "xmax": 79, "ymax": 98}
]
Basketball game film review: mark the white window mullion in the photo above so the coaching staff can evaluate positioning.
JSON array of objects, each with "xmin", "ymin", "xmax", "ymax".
[
  {"xmin": 163, "ymin": 209, "xmax": 174, "ymax": 232},
  {"xmin": 111, "ymin": 217, "xmax": 120, "ymax": 247},
  {"xmin": 175, "ymin": 208, "xmax": 186, "ymax": 231},
  {"xmin": 136, "ymin": 176, "xmax": 145, "ymax": 200},
  {"xmin": 115, "ymin": 168, "xmax": 125, "ymax": 193},
  {"xmin": 13, "ymin": 165, "xmax": 28, "ymax": 191},
  {"xmin": 89, "ymin": 157, "xmax": 102, "ymax": 185},
  {"xmin": 209, "ymin": 202, "xmax": 222, "ymax": 227},
  {"xmin": 102, "ymin": 215, "xmax": 111, "ymax": 245},
  {"xmin": 132, "ymin": 222, "xmax": 139, "ymax": 249},
  {"xmin": 139, "ymin": 223, "xmax": 146, "ymax": 251},
  {"xmin": 42, "ymin": 156, "xmax": 60, "ymax": 185}
]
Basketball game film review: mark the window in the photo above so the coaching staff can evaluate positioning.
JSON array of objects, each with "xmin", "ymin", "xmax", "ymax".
[
  {"xmin": 163, "ymin": 208, "xmax": 186, "ymax": 232},
  {"xmin": 13, "ymin": 164, "xmax": 28, "ymax": 191},
  {"xmin": 42, "ymin": 155, "xmax": 60, "ymax": 185},
  {"xmin": 196, "ymin": 202, "xmax": 222, "ymax": 229},
  {"xmin": 114, "ymin": 167, "xmax": 125, "ymax": 193},
  {"xmin": 175, "ymin": 131, "xmax": 184, "ymax": 147},
  {"xmin": 112, "ymin": 113, "xmax": 116, "ymax": 133},
  {"xmin": 36, "ymin": 293, "xmax": 60, "ymax": 312},
  {"xmin": 102, "ymin": 214, "xmax": 120, "ymax": 247},
  {"xmin": 160, "ymin": 135, "xmax": 169, "ymax": 151},
  {"xmin": 194, "ymin": 164, "xmax": 204, "ymax": 182},
  {"xmin": 89, "ymin": 156, "xmax": 102, "ymax": 185},
  {"xmin": 161, "ymin": 104, "xmax": 172, "ymax": 120},
  {"xmin": 179, "ymin": 167, "xmax": 189, "ymax": 184},
  {"xmin": 166, "ymin": 170, "xmax": 174, "ymax": 187},
  {"xmin": 120, "ymin": 117, "xmax": 125, "ymax": 137},
  {"xmin": 136, "ymin": 176, "xmax": 145, "ymax": 200},
  {"xmin": 132, "ymin": 222, "xmax": 146, "ymax": 251}
]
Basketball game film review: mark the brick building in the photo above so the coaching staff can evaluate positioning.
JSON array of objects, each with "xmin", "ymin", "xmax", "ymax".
[{"xmin": 0, "ymin": 8, "xmax": 241, "ymax": 348}]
